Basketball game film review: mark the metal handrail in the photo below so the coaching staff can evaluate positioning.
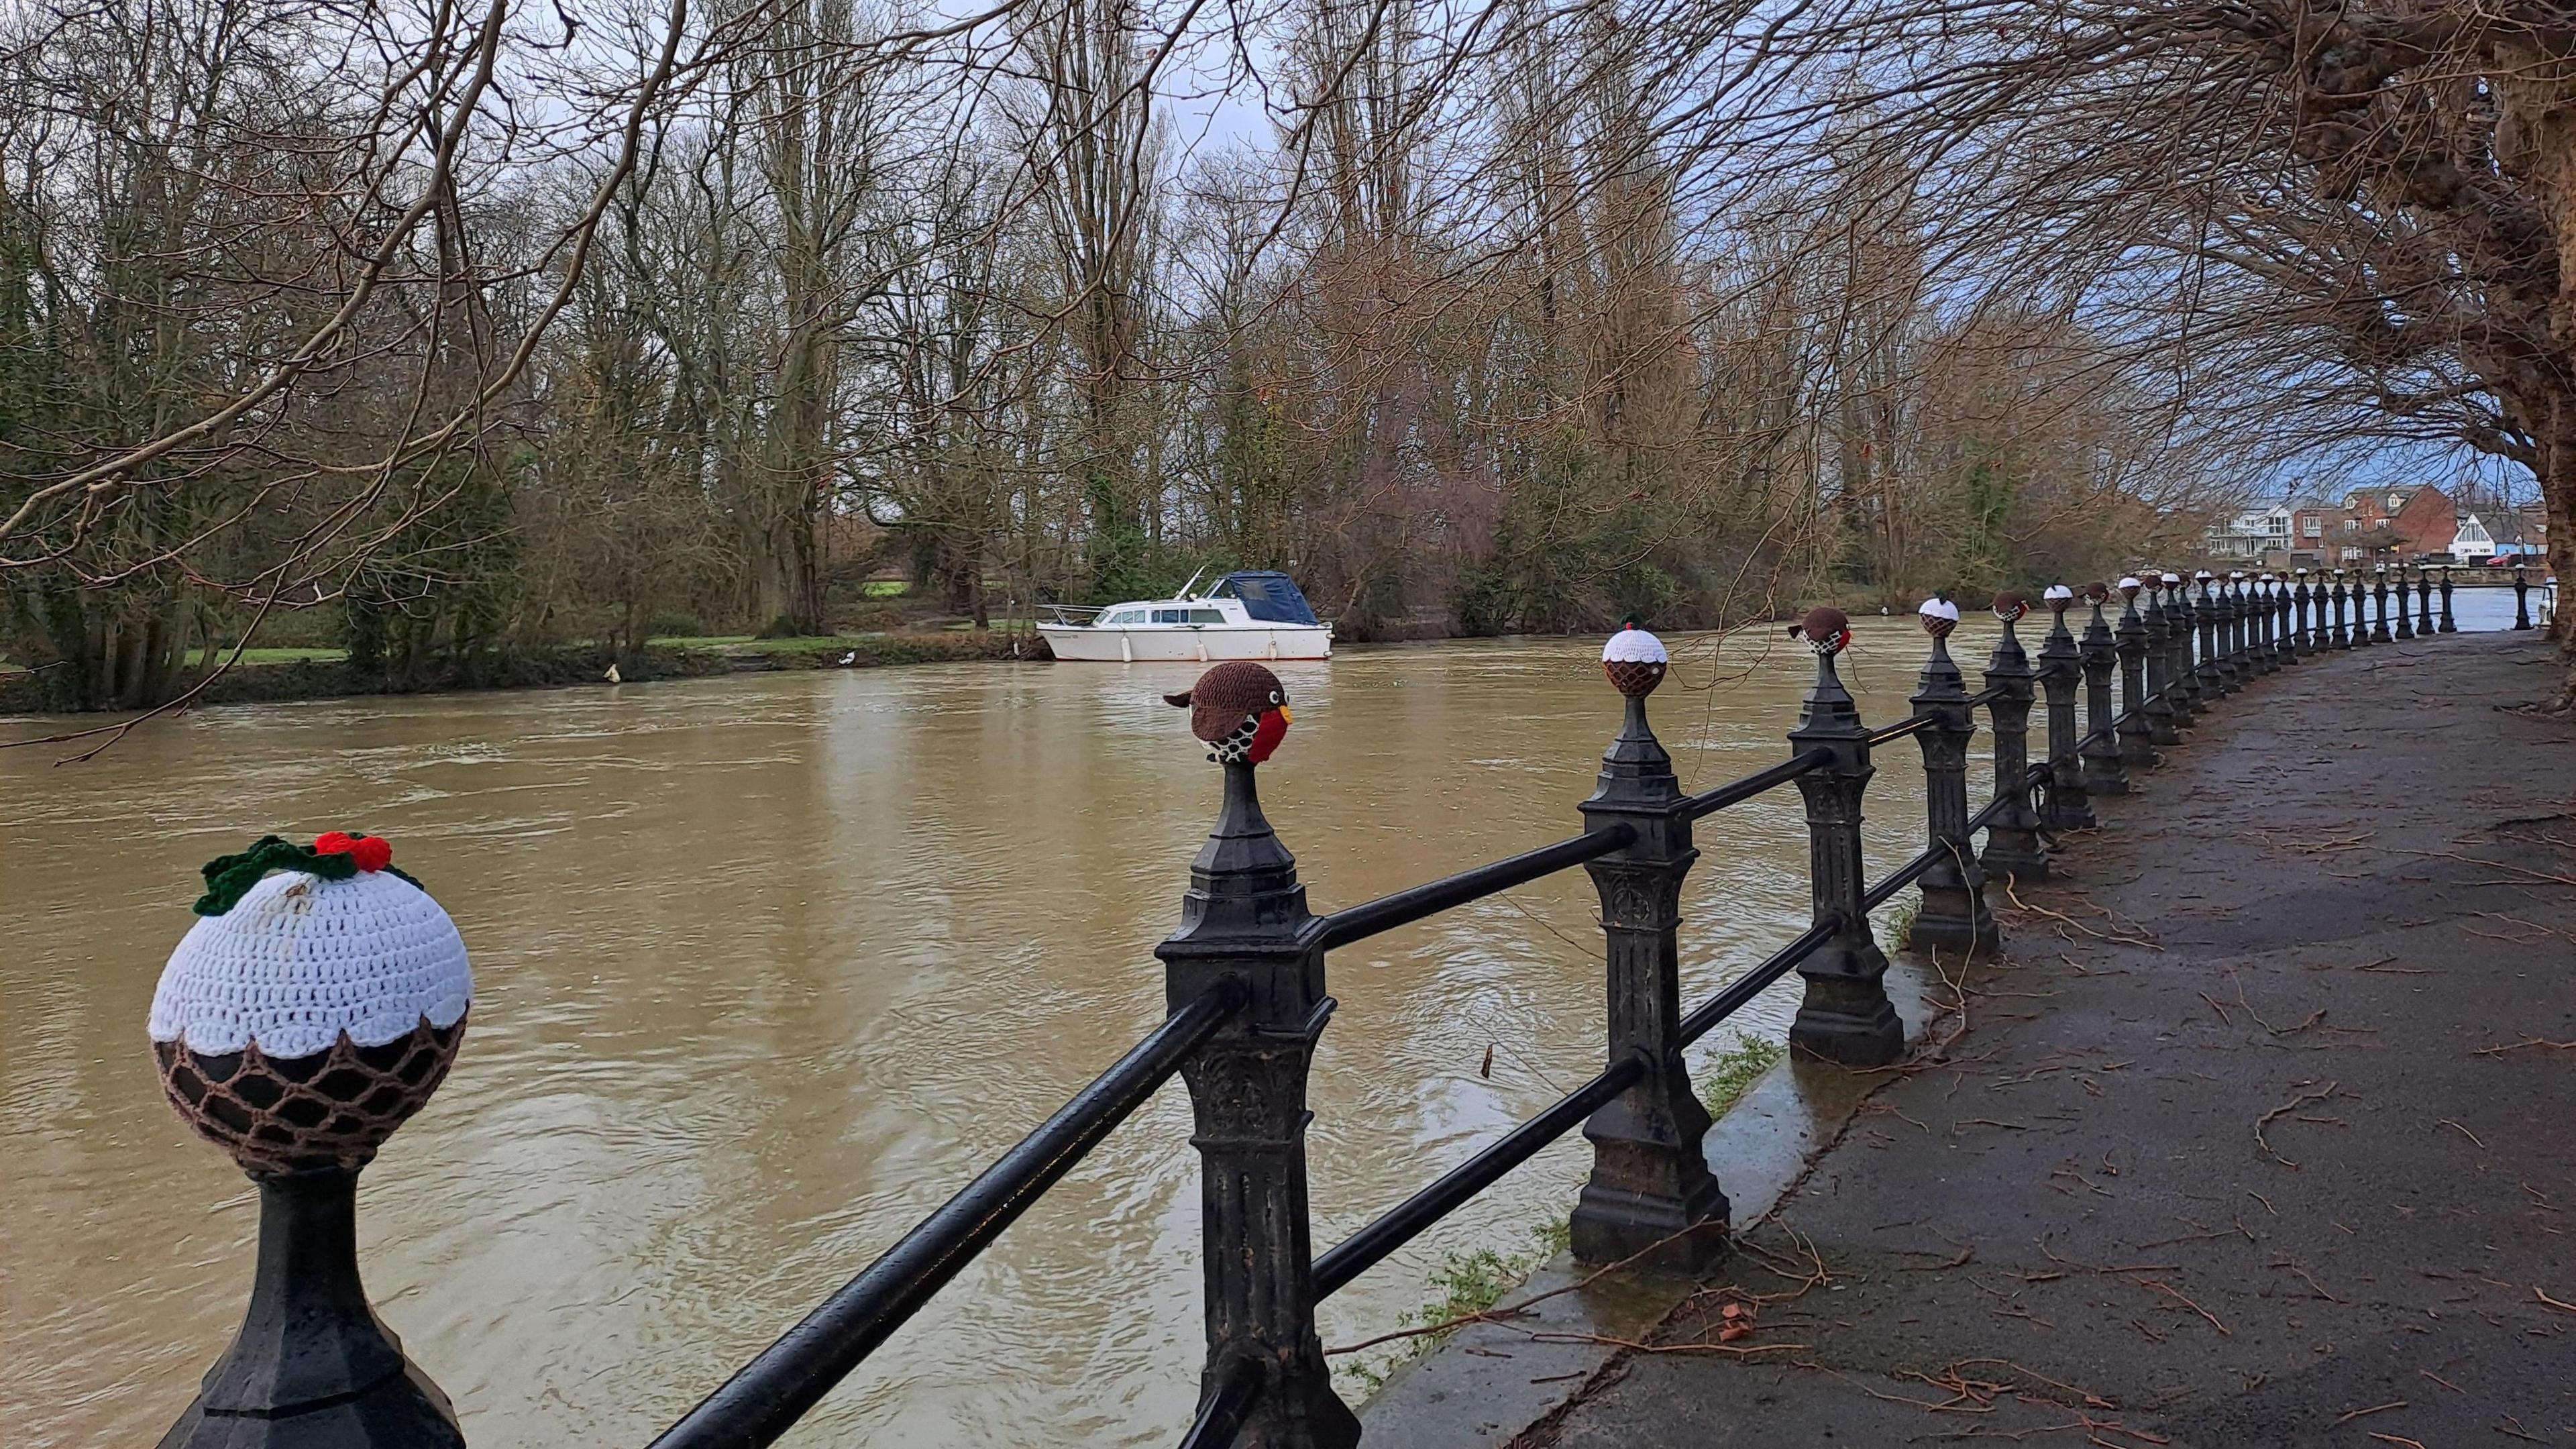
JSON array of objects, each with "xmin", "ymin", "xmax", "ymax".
[
  {"xmin": 1682, "ymin": 748, "xmax": 1832, "ymax": 820},
  {"xmin": 1313, "ymin": 1053, "xmax": 1649, "ymax": 1297},
  {"xmin": 1173, "ymin": 1358, "xmax": 1263, "ymax": 1449},
  {"xmin": 1315, "ymin": 826, "xmax": 1638, "ymax": 950},
  {"xmin": 1678, "ymin": 920, "xmax": 1836, "ymax": 1046},
  {"xmin": 1866, "ymin": 712, "xmax": 1935, "ymax": 746},
  {"xmin": 1860, "ymin": 845, "xmax": 1947, "ymax": 912},
  {"xmin": 649, "ymin": 980, "xmax": 1248, "ymax": 1449}
]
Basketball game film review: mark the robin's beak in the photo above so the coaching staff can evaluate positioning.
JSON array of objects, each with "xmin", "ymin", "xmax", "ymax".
[{"xmin": 1277, "ymin": 706, "xmax": 1293, "ymax": 724}]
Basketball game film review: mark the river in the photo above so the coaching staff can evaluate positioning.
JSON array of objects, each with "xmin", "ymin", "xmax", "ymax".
[{"xmin": 0, "ymin": 601, "xmax": 2524, "ymax": 1447}]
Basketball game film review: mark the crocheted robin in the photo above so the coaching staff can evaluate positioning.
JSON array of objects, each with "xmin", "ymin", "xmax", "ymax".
[
  {"xmin": 1165, "ymin": 661, "xmax": 1293, "ymax": 765},
  {"xmin": 149, "ymin": 832, "xmax": 470, "ymax": 1177},
  {"xmin": 1789, "ymin": 605, "xmax": 1852, "ymax": 653}
]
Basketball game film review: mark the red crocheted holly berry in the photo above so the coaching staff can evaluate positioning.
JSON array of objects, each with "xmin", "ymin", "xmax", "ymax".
[
  {"xmin": 314, "ymin": 830, "xmax": 358, "ymax": 855},
  {"xmin": 350, "ymin": 836, "xmax": 393, "ymax": 872}
]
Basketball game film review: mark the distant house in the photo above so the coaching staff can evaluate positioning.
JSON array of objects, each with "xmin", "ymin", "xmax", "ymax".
[
  {"xmin": 2286, "ymin": 498, "xmax": 2344, "ymax": 567},
  {"xmin": 2207, "ymin": 504, "xmax": 2292, "ymax": 561},
  {"xmin": 2450, "ymin": 513, "xmax": 2496, "ymax": 563},
  {"xmin": 2339, "ymin": 484, "xmax": 2457, "ymax": 559}
]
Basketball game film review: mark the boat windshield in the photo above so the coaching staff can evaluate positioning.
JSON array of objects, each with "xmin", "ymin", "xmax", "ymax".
[{"xmin": 1213, "ymin": 572, "xmax": 1321, "ymax": 625}]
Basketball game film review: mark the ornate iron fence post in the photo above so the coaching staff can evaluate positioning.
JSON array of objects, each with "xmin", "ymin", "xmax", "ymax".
[
  {"xmin": 1570, "ymin": 627, "xmax": 1726, "ymax": 1273},
  {"xmin": 148, "ymin": 835, "xmax": 472, "ymax": 1449},
  {"xmin": 2159, "ymin": 573, "xmax": 2200, "ymax": 728},
  {"xmin": 2078, "ymin": 583, "xmax": 2129, "ymax": 794},
  {"xmin": 2515, "ymin": 564, "xmax": 2534, "ymax": 629},
  {"xmin": 1159, "ymin": 743, "xmax": 1360, "ymax": 1449},
  {"xmin": 2414, "ymin": 567, "xmax": 2434, "ymax": 635},
  {"xmin": 2271, "ymin": 576, "xmax": 2296, "ymax": 666},
  {"xmin": 2371, "ymin": 566, "xmax": 2394, "ymax": 642},
  {"xmin": 2439, "ymin": 567, "xmax": 2458, "ymax": 633},
  {"xmin": 1978, "ymin": 593, "xmax": 2049, "ymax": 883},
  {"xmin": 2249, "ymin": 575, "xmax": 2276, "ymax": 673},
  {"xmin": 2139, "ymin": 577, "xmax": 2182, "ymax": 745},
  {"xmin": 2225, "ymin": 573, "xmax": 2252, "ymax": 677},
  {"xmin": 1785, "ymin": 608, "xmax": 1901, "ymax": 1067},
  {"xmin": 1907, "ymin": 597, "xmax": 1998, "ymax": 957},
  {"xmin": 2039, "ymin": 586, "xmax": 2096, "ymax": 828},
  {"xmin": 2330, "ymin": 570, "xmax": 2351, "ymax": 648},
  {"xmin": 2394, "ymin": 565, "xmax": 2416, "ymax": 639},
  {"xmin": 2192, "ymin": 572, "xmax": 2227, "ymax": 697},
  {"xmin": 2291, "ymin": 570, "xmax": 2315, "ymax": 655},
  {"xmin": 2114, "ymin": 578, "xmax": 2161, "ymax": 769}
]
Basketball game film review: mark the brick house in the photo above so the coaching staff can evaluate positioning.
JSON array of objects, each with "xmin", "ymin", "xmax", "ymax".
[{"xmin": 2340, "ymin": 484, "xmax": 2457, "ymax": 560}]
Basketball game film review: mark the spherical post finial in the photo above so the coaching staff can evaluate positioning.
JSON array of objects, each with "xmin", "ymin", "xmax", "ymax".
[
  {"xmin": 1601, "ymin": 619, "xmax": 1670, "ymax": 696},
  {"xmin": 150, "ymin": 834, "xmax": 470, "ymax": 1178}
]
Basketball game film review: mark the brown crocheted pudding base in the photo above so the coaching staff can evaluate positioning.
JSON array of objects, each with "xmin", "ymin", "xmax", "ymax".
[{"xmin": 156, "ymin": 1015, "xmax": 466, "ymax": 1177}]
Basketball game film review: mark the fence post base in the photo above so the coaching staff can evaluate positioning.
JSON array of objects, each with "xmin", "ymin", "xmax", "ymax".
[{"xmin": 1570, "ymin": 675, "xmax": 1728, "ymax": 1275}]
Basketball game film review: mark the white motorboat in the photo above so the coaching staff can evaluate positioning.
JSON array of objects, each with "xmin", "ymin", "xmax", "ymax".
[{"xmin": 1036, "ymin": 570, "xmax": 1333, "ymax": 661}]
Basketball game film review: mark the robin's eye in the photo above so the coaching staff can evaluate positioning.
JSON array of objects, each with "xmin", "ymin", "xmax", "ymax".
[{"xmin": 1268, "ymin": 690, "xmax": 1281, "ymax": 704}]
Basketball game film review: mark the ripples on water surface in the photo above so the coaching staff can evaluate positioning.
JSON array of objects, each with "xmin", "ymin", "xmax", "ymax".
[{"xmin": 7, "ymin": 608, "xmax": 2456, "ymax": 1446}]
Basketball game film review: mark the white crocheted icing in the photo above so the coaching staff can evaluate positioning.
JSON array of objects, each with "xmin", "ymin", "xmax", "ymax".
[
  {"xmin": 2117, "ymin": 576, "xmax": 2141, "ymax": 591},
  {"xmin": 149, "ymin": 869, "xmax": 472, "ymax": 1058},
  {"xmin": 2043, "ymin": 584, "xmax": 2074, "ymax": 602},
  {"xmin": 1916, "ymin": 596, "xmax": 1960, "ymax": 623},
  {"xmin": 1601, "ymin": 628, "xmax": 1670, "ymax": 665}
]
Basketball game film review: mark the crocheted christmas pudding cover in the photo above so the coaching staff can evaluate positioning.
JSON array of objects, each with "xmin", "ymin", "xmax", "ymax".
[{"xmin": 149, "ymin": 834, "xmax": 471, "ymax": 1175}]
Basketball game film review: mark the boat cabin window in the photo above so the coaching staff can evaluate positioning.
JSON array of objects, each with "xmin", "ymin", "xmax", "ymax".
[
  {"xmin": 1189, "ymin": 608, "xmax": 1225, "ymax": 624},
  {"xmin": 1105, "ymin": 608, "xmax": 1144, "ymax": 625}
]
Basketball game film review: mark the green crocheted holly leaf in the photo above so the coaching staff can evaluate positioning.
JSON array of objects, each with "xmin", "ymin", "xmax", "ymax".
[{"xmin": 192, "ymin": 834, "xmax": 424, "ymax": 916}]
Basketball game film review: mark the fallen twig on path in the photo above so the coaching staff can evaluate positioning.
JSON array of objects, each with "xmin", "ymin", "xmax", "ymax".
[
  {"xmin": 2334, "ymin": 1401, "xmax": 2406, "ymax": 1424},
  {"xmin": 2474, "ymin": 1038, "xmax": 2576, "ymax": 1056},
  {"xmin": 2255, "ymin": 1082, "xmax": 2341, "ymax": 1168}
]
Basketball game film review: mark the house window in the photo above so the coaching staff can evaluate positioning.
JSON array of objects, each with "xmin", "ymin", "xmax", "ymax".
[
  {"xmin": 2343, "ymin": 519, "xmax": 2359, "ymax": 533},
  {"xmin": 2387, "ymin": 493, "xmax": 2402, "ymax": 511},
  {"xmin": 2341, "ymin": 546, "xmax": 2362, "ymax": 561},
  {"xmin": 2302, "ymin": 517, "xmax": 2321, "ymax": 537}
]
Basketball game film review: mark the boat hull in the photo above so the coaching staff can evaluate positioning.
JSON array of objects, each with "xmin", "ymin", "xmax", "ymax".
[{"xmin": 1036, "ymin": 624, "xmax": 1332, "ymax": 661}]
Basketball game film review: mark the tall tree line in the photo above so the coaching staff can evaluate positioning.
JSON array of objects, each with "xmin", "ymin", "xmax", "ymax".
[{"xmin": 5, "ymin": 0, "xmax": 2368, "ymax": 713}]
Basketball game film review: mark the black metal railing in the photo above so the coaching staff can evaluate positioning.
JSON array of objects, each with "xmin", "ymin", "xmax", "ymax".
[{"xmin": 162, "ymin": 566, "xmax": 2453, "ymax": 1449}]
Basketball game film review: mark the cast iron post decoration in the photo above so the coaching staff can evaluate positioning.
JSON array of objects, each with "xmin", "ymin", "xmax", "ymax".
[
  {"xmin": 2138, "ymin": 576, "xmax": 2182, "ymax": 746},
  {"xmin": 1570, "ymin": 624, "xmax": 1728, "ymax": 1271},
  {"xmin": 2330, "ymin": 570, "xmax": 2352, "ymax": 648},
  {"xmin": 2394, "ymin": 565, "xmax": 2416, "ymax": 639},
  {"xmin": 2292, "ymin": 570, "xmax": 2314, "ymax": 655},
  {"xmin": 1978, "ymin": 592, "xmax": 2049, "ymax": 883},
  {"xmin": 2114, "ymin": 578, "xmax": 2161, "ymax": 769},
  {"xmin": 2251, "ymin": 574, "xmax": 2280, "ymax": 673},
  {"xmin": 2414, "ymin": 567, "xmax": 2435, "ymax": 636},
  {"xmin": 2224, "ymin": 573, "xmax": 2250, "ymax": 681},
  {"xmin": 2515, "ymin": 564, "xmax": 2533, "ymax": 629},
  {"xmin": 1784, "ymin": 607, "xmax": 1901, "ymax": 1066},
  {"xmin": 2039, "ymin": 585, "xmax": 2096, "ymax": 829},
  {"xmin": 2160, "ymin": 573, "xmax": 2200, "ymax": 728},
  {"xmin": 2078, "ymin": 583, "xmax": 2129, "ymax": 796},
  {"xmin": 1907, "ymin": 596, "xmax": 1998, "ymax": 957},
  {"xmin": 2371, "ymin": 566, "xmax": 2394, "ymax": 643},
  {"xmin": 149, "ymin": 832, "xmax": 470, "ymax": 1449},
  {"xmin": 2190, "ymin": 572, "xmax": 2225, "ymax": 698},
  {"xmin": 2271, "ymin": 575, "xmax": 2296, "ymax": 667},
  {"xmin": 2439, "ymin": 567, "xmax": 2458, "ymax": 633},
  {"xmin": 1155, "ymin": 663, "xmax": 1360, "ymax": 1449}
]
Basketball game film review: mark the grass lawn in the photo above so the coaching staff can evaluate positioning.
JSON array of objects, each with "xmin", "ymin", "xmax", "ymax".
[
  {"xmin": 656, "ymin": 633, "xmax": 894, "ymax": 656},
  {"xmin": 184, "ymin": 646, "xmax": 349, "ymax": 665}
]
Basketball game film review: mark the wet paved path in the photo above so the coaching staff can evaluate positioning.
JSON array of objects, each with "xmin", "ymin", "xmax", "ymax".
[{"xmin": 1526, "ymin": 633, "xmax": 2576, "ymax": 1448}]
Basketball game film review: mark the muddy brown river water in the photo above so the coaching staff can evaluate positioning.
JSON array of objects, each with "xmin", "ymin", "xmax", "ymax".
[{"xmin": 2, "ymin": 621, "xmax": 2010, "ymax": 1446}]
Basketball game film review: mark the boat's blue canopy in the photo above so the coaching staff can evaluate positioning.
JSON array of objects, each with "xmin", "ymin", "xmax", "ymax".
[{"xmin": 1214, "ymin": 572, "xmax": 1321, "ymax": 625}]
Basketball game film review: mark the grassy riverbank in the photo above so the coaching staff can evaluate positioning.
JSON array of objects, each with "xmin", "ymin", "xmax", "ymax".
[{"xmin": 0, "ymin": 628, "xmax": 1048, "ymax": 716}]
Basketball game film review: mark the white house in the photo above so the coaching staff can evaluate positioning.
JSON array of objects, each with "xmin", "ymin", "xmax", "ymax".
[
  {"xmin": 2207, "ymin": 504, "xmax": 2293, "ymax": 560},
  {"xmin": 2450, "ymin": 513, "xmax": 2495, "ymax": 564}
]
